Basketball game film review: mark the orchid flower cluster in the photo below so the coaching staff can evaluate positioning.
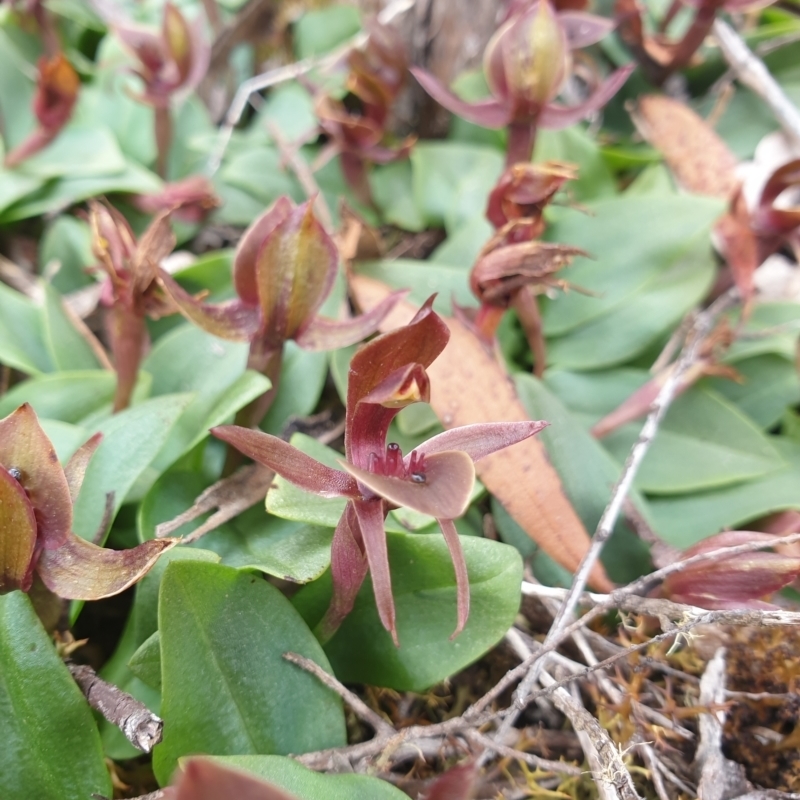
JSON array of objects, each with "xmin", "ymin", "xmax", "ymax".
[
  {"xmin": 158, "ymin": 196, "xmax": 403, "ymax": 426},
  {"xmin": 460, "ymin": 161, "xmax": 586, "ymax": 376},
  {"xmin": 0, "ymin": 404, "xmax": 174, "ymax": 599},
  {"xmin": 315, "ymin": 20, "xmax": 415, "ymax": 204},
  {"xmin": 412, "ymin": 0, "xmax": 633, "ymax": 164},
  {"xmin": 213, "ymin": 298, "xmax": 547, "ymax": 645}
]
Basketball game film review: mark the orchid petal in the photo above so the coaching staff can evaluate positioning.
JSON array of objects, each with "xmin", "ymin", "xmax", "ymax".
[
  {"xmin": 438, "ymin": 518, "xmax": 470, "ymax": 639},
  {"xmin": 413, "ymin": 420, "xmax": 548, "ymax": 462},
  {"xmin": 0, "ymin": 404, "xmax": 72, "ymax": 550},
  {"xmin": 106, "ymin": 305, "xmax": 148, "ymax": 413},
  {"xmin": 353, "ymin": 498, "xmax": 397, "ymax": 644},
  {"xmin": 339, "ymin": 451, "xmax": 475, "ymax": 519},
  {"xmin": 37, "ymin": 532, "xmax": 177, "ymax": 599},
  {"xmin": 538, "ymin": 65, "xmax": 634, "ymax": 129},
  {"xmin": 410, "ymin": 67, "xmax": 512, "ymax": 129},
  {"xmin": 158, "ymin": 269, "xmax": 261, "ymax": 341},
  {"xmin": 358, "ymin": 363, "xmax": 430, "ymax": 409},
  {"xmin": 174, "ymin": 758, "xmax": 300, "ymax": 800},
  {"xmin": 559, "ymin": 11, "xmax": 616, "ymax": 49},
  {"xmin": 64, "ymin": 433, "xmax": 103, "ymax": 503},
  {"xmin": 296, "ymin": 290, "xmax": 408, "ymax": 351},
  {"xmin": 233, "ymin": 197, "xmax": 293, "ymax": 305},
  {"xmin": 0, "ymin": 467, "xmax": 37, "ymax": 594},
  {"xmin": 317, "ymin": 502, "xmax": 368, "ymax": 643},
  {"xmin": 211, "ymin": 426, "xmax": 359, "ymax": 499}
]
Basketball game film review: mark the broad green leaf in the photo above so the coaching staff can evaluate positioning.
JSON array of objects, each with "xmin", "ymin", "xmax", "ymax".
[
  {"xmin": 99, "ymin": 547, "xmax": 220, "ymax": 760},
  {"xmin": 219, "ymin": 147, "xmax": 303, "ymax": 207},
  {"xmin": 293, "ymin": 532, "xmax": 523, "ymax": 691},
  {"xmin": 139, "ymin": 470, "xmax": 334, "ymax": 583},
  {"xmin": 411, "ymin": 142, "xmax": 505, "ymax": 232},
  {"xmin": 41, "ymin": 283, "xmax": 101, "ymax": 371},
  {"xmin": 142, "ymin": 323, "xmax": 269, "ymax": 470},
  {"xmin": 208, "ymin": 756, "xmax": 409, "ymax": 800},
  {"xmin": 649, "ymin": 438, "xmax": 800, "ymax": 549},
  {"xmin": 128, "ymin": 631, "xmax": 162, "ymax": 690},
  {"xmin": 545, "ymin": 232, "xmax": 716, "ymax": 369},
  {"xmin": 40, "ymin": 419, "xmax": 91, "ymax": 463},
  {"xmin": 39, "ymin": 215, "xmax": 95, "ymax": 293},
  {"xmin": 541, "ymin": 193, "xmax": 723, "ymax": 336},
  {"xmin": 0, "ymin": 593, "xmax": 112, "ymax": 800},
  {"xmin": 723, "ymin": 301, "xmax": 800, "ymax": 363},
  {"xmin": 516, "ymin": 374, "xmax": 651, "ymax": 584},
  {"xmin": 429, "ymin": 213, "xmax": 494, "ymax": 268},
  {"xmin": 257, "ymin": 83, "xmax": 318, "ymax": 143},
  {"xmin": 600, "ymin": 387, "xmax": 784, "ymax": 494},
  {"xmin": 267, "ymin": 434, "xmax": 415, "ymax": 534},
  {"xmin": 72, "ymin": 394, "xmax": 191, "ymax": 541},
  {"xmin": 371, "ymin": 160, "xmax": 426, "ymax": 232},
  {"xmin": 0, "ymin": 370, "xmax": 115, "ymax": 422},
  {"xmin": 153, "ymin": 561, "xmax": 346, "ymax": 785},
  {"xmin": 0, "ymin": 281, "xmax": 52, "ymax": 374},
  {"xmin": 708, "ymin": 355, "xmax": 800, "ymax": 431},
  {"xmin": 260, "ymin": 342, "xmax": 329, "ymax": 435},
  {"xmin": 356, "ymin": 258, "xmax": 475, "ymax": 315},
  {"xmin": 0, "ymin": 167, "xmax": 42, "ymax": 215},
  {"xmin": 293, "ymin": 5, "xmax": 361, "ymax": 59}
]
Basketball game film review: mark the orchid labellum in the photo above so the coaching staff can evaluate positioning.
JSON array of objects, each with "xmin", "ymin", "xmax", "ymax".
[
  {"xmin": 159, "ymin": 196, "xmax": 403, "ymax": 426},
  {"xmin": 411, "ymin": 0, "xmax": 633, "ymax": 164},
  {"xmin": 213, "ymin": 299, "xmax": 548, "ymax": 645},
  {"xmin": 0, "ymin": 404, "xmax": 174, "ymax": 598}
]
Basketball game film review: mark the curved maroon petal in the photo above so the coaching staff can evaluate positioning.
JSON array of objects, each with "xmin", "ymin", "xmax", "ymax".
[
  {"xmin": 0, "ymin": 404, "xmax": 72, "ymax": 550},
  {"xmin": 317, "ymin": 502, "xmax": 368, "ymax": 643},
  {"xmin": 37, "ymin": 533, "xmax": 177, "ymax": 599},
  {"xmin": 413, "ymin": 420, "xmax": 548, "ymax": 462},
  {"xmin": 410, "ymin": 67, "xmax": 512, "ymax": 129},
  {"xmin": 353, "ymin": 498, "xmax": 397, "ymax": 645},
  {"xmin": 538, "ymin": 64, "xmax": 634, "ymax": 129},
  {"xmin": 233, "ymin": 196, "xmax": 294, "ymax": 305},
  {"xmin": 339, "ymin": 450, "xmax": 475, "ymax": 519},
  {"xmin": 559, "ymin": 11, "xmax": 616, "ymax": 49},
  {"xmin": 158, "ymin": 269, "xmax": 261, "ymax": 341},
  {"xmin": 295, "ymin": 289, "xmax": 407, "ymax": 351},
  {"xmin": 438, "ymin": 518, "xmax": 470, "ymax": 639},
  {"xmin": 211, "ymin": 425, "xmax": 359, "ymax": 499},
  {"xmin": 0, "ymin": 467, "xmax": 37, "ymax": 594}
]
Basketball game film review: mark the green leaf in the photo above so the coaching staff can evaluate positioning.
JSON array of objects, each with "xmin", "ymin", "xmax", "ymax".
[
  {"xmin": 0, "ymin": 593, "xmax": 112, "ymax": 800},
  {"xmin": 649, "ymin": 438, "xmax": 800, "ymax": 549},
  {"xmin": 220, "ymin": 147, "xmax": 303, "ymax": 207},
  {"xmin": 139, "ymin": 470, "xmax": 334, "ymax": 583},
  {"xmin": 0, "ymin": 281, "xmax": 52, "ymax": 374},
  {"xmin": 207, "ymin": 756, "xmax": 409, "ymax": 800},
  {"xmin": 411, "ymin": 141, "xmax": 504, "ymax": 232},
  {"xmin": 516, "ymin": 374, "xmax": 651, "ymax": 583},
  {"xmin": 142, "ymin": 323, "xmax": 269, "ymax": 470},
  {"xmin": 600, "ymin": 387, "xmax": 785, "ymax": 494},
  {"xmin": 72, "ymin": 394, "xmax": 191, "ymax": 541},
  {"xmin": 371, "ymin": 160, "xmax": 426, "ymax": 232},
  {"xmin": 128, "ymin": 631, "xmax": 162, "ymax": 690},
  {"xmin": 256, "ymin": 83, "xmax": 318, "ymax": 143},
  {"xmin": 0, "ymin": 370, "xmax": 115, "ymax": 422},
  {"xmin": 723, "ymin": 301, "xmax": 800, "ymax": 362},
  {"xmin": 293, "ymin": 6, "xmax": 361, "ymax": 59},
  {"xmin": 293, "ymin": 532, "xmax": 523, "ymax": 691},
  {"xmin": 41, "ymin": 283, "xmax": 101, "ymax": 371},
  {"xmin": 429, "ymin": 212, "xmax": 494, "ymax": 268},
  {"xmin": 153, "ymin": 561, "xmax": 346, "ymax": 785},
  {"xmin": 39, "ymin": 215, "xmax": 95, "ymax": 293}
]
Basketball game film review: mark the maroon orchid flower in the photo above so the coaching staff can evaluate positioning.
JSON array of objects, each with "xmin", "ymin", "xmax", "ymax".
[
  {"xmin": 132, "ymin": 174, "xmax": 220, "ymax": 224},
  {"xmin": 661, "ymin": 531, "xmax": 800, "ymax": 610},
  {"xmin": 458, "ymin": 161, "xmax": 586, "ymax": 376},
  {"xmin": 89, "ymin": 201, "xmax": 176, "ymax": 413},
  {"xmin": 96, "ymin": 0, "xmax": 210, "ymax": 176},
  {"xmin": 212, "ymin": 298, "xmax": 548, "ymax": 645},
  {"xmin": 0, "ymin": 404, "xmax": 175, "ymax": 598},
  {"xmin": 4, "ymin": 52, "xmax": 80, "ymax": 168},
  {"xmin": 158, "ymin": 196, "xmax": 403, "ymax": 426},
  {"xmin": 314, "ymin": 19, "xmax": 415, "ymax": 204},
  {"xmin": 411, "ymin": 0, "xmax": 633, "ymax": 164}
]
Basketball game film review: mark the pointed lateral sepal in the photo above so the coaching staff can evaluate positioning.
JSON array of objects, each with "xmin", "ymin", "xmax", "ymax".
[
  {"xmin": 174, "ymin": 758, "xmax": 301, "ymax": 800},
  {"xmin": 414, "ymin": 421, "xmax": 548, "ymax": 462},
  {"xmin": 36, "ymin": 532, "xmax": 177, "ymax": 599},
  {"xmin": 0, "ymin": 403, "xmax": 72, "ymax": 550},
  {"xmin": 438, "ymin": 518, "xmax": 470, "ymax": 639},
  {"xmin": 158, "ymin": 269, "xmax": 261, "ymax": 342},
  {"xmin": 211, "ymin": 425, "xmax": 360, "ymax": 499},
  {"xmin": 340, "ymin": 450, "xmax": 475, "ymax": 519},
  {"xmin": 0, "ymin": 467, "xmax": 37, "ymax": 594},
  {"xmin": 64, "ymin": 433, "xmax": 103, "ymax": 503},
  {"xmin": 296, "ymin": 289, "xmax": 408, "ymax": 351},
  {"xmin": 354, "ymin": 498, "xmax": 397, "ymax": 645}
]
